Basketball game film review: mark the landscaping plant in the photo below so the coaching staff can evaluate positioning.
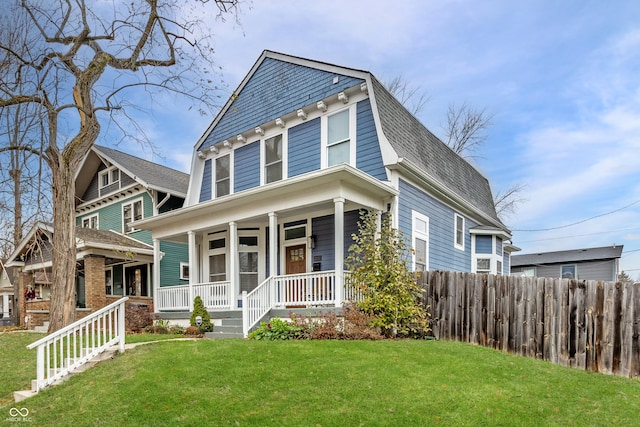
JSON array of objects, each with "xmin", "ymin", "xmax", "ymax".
[
  {"xmin": 345, "ymin": 209, "xmax": 430, "ymax": 337},
  {"xmin": 190, "ymin": 296, "xmax": 214, "ymax": 333}
]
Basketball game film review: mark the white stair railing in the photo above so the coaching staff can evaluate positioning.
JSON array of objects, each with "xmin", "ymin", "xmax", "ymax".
[
  {"xmin": 26, "ymin": 297, "xmax": 128, "ymax": 392},
  {"xmin": 242, "ymin": 277, "xmax": 273, "ymax": 338}
]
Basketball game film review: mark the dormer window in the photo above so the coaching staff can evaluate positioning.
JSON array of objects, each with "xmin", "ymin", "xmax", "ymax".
[
  {"xmin": 99, "ymin": 166, "xmax": 120, "ymax": 189},
  {"xmin": 215, "ymin": 154, "xmax": 230, "ymax": 197},
  {"xmin": 327, "ymin": 109, "xmax": 350, "ymax": 166},
  {"xmin": 264, "ymin": 134, "xmax": 283, "ymax": 183}
]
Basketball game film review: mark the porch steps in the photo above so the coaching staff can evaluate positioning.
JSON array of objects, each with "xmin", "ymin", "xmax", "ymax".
[{"xmin": 207, "ymin": 316, "xmax": 243, "ymax": 339}]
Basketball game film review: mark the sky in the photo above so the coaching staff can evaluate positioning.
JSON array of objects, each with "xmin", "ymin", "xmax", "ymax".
[{"xmin": 122, "ymin": 0, "xmax": 640, "ymax": 277}]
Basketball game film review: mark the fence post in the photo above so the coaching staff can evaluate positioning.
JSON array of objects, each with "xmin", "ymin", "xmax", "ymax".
[
  {"xmin": 242, "ymin": 291, "xmax": 248, "ymax": 338},
  {"xmin": 118, "ymin": 301, "xmax": 126, "ymax": 353}
]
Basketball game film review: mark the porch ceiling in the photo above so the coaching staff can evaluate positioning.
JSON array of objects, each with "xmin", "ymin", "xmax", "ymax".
[{"xmin": 135, "ymin": 164, "xmax": 398, "ymax": 242}]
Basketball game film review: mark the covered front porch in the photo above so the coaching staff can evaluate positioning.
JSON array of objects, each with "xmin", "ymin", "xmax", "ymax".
[{"xmin": 136, "ymin": 165, "xmax": 397, "ymax": 333}]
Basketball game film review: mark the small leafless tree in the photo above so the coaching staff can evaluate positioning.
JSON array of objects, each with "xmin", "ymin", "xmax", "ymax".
[
  {"xmin": 493, "ymin": 182, "xmax": 527, "ymax": 222},
  {"xmin": 385, "ymin": 75, "xmax": 431, "ymax": 117},
  {"xmin": 0, "ymin": 0, "xmax": 239, "ymax": 332},
  {"xmin": 445, "ymin": 102, "xmax": 493, "ymax": 159}
]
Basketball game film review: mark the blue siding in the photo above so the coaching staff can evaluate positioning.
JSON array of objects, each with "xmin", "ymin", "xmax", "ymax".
[
  {"xmin": 476, "ymin": 235, "xmax": 493, "ymax": 254},
  {"xmin": 234, "ymin": 141, "xmax": 260, "ymax": 192},
  {"xmin": 198, "ymin": 58, "xmax": 364, "ymax": 151},
  {"xmin": 199, "ymin": 159, "xmax": 212, "ymax": 202},
  {"xmin": 356, "ymin": 99, "xmax": 387, "ymax": 180},
  {"xmin": 312, "ymin": 214, "xmax": 334, "ymax": 270},
  {"xmin": 311, "ymin": 210, "xmax": 360, "ymax": 271},
  {"xmin": 288, "ymin": 118, "xmax": 321, "ymax": 177},
  {"xmin": 159, "ymin": 241, "xmax": 189, "ymax": 287},
  {"xmin": 398, "ymin": 179, "xmax": 473, "ymax": 272}
]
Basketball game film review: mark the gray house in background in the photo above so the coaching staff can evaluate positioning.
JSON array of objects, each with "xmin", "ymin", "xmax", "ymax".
[{"xmin": 510, "ymin": 245, "xmax": 623, "ymax": 281}]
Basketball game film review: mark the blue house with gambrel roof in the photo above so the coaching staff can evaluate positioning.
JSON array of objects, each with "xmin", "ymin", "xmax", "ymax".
[{"xmin": 136, "ymin": 51, "xmax": 516, "ymax": 335}]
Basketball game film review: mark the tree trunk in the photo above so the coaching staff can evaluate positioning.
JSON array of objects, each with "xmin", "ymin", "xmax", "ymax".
[{"xmin": 47, "ymin": 155, "xmax": 78, "ymax": 332}]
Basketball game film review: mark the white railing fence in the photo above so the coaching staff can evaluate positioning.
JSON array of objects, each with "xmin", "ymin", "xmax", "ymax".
[
  {"xmin": 157, "ymin": 281, "xmax": 232, "ymax": 311},
  {"xmin": 26, "ymin": 297, "xmax": 128, "ymax": 392},
  {"xmin": 273, "ymin": 271, "xmax": 337, "ymax": 307}
]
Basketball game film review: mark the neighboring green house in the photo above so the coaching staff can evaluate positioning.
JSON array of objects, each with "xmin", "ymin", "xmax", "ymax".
[{"xmin": 6, "ymin": 145, "xmax": 189, "ymax": 328}]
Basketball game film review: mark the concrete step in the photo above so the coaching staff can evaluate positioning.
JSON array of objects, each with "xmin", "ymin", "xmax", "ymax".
[
  {"xmin": 14, "ymin": 389, "xmax": 36, "ymax": 403},
  {"xmin": 220, "ymin": 317, "xmax": 243, "ymax": 327},
  {"xmin": 215, "ymin": 325, "xmax": 242, "ymax": 334},
  {"xmin": 206, "ymin": 331, "xmax": 243, "ymax": 339}
]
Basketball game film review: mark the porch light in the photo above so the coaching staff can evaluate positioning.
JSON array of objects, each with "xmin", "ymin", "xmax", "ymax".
[
  {"xmin": 338, "ymin": 92, "xmax": 349, "ymax": 104},
  {"xmin": 197, "ymin": 151, "xmax": 206, "ymax": 159},
  {"xmin": 317, "ymin": 100, "xmax": 327, "ymax": 112},
  {"xmin": 223, "ymin": 140, "xmax": 233, "ymax": 149},
  {"xmin": 237, "ymin": 134, "xmax": 247, "ymax": 143},
  {"xmin": 309, "ymin": 234, "xmax": 316, "ymax": 249},
  {"xmin": 275, "ymin": 117, "xmax": 286, "ymax": 128},
  {"xmin": 297, "ymin": 109, "xmax": 307, "ymax": 120},
  {"xmin": 360, "ymin": 82, "xmax": 368, "ymax": 94},
  {"xmin": 255, "ymin": 126, "xmax": 265, "ymax": 136}
]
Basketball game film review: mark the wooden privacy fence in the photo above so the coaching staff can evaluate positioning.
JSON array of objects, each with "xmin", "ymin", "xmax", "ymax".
[{"xmin": 418, "ymin": 270, "xmax": 640, "ymax": 378}]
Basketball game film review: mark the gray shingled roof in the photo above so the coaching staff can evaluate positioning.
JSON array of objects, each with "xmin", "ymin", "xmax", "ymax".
[
  {"xmin": 370, "ymin": 76, "xmax": 501, "ymax": 224},
  {"xmin": 93, "ymin": 145, "xmax": 188, "ymax": 195},
  {"xmin": 511, "ymin": 245, "xmax": 624, "ymax": 267}
]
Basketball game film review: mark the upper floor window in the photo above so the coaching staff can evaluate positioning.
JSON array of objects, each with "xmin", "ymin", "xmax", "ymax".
[
  {"xmin": 82, "ymin": 214, "xmax": 98, "ymax": 229},
  {"xmin": 326, "ymin": 108, "xmax": 354, "ymax": 167},
  {"xmin": 522, "ymin": 267, "xmax": 536, "ymax": 277},
  {"xmin": 99, "ymin": 167, "xmax": 120, "ymax": 189},
  {"xmin": 412, "ymin": 211, "xmax": 429, "ymax": 272},
  {"xmin": 264, "ymin": 134, "xmax": 283, "ymax": 183},
  {"xmin": 454, "ymin": 213, "xmax": 465, "ymax": 250},
  {"xmin": 123, "ymin": 198, "xmax": 143, "ymax": 233},
  {"xmin": 215, "ymin": 154, "xmax": 230, "ymax": 197}
]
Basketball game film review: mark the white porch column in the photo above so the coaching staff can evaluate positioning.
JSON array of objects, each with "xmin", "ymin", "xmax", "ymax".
[
  {"xmin": 2, "ymin": 294, "xmax": 9, "ymax": 318},
  {"xmin": 269, "ymin": 212, "xmax": 278, "ymax": 305},
  {"xmin": 153, "ymin": 238, "xmax": 161, "ymax": 312},
  {"xmin": 268, "ymin": 212, "xmax": 278, "ymax": 277},
  {"xmin": 230, "ymin": 221, "xmax": 239, "ymax": 308},
  {"xmin": 334, "ymin": 197, "xmax": 345, "ymax": 307},
  {"xmin": 188, "ymin": 230, "xmax": 196, "ymax": 311}
]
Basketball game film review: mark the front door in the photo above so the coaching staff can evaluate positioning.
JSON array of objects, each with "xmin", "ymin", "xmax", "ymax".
[
  {"xmin": 285, "ymin": 244, "xmax": 307, "ymax": 307},
  {"xmin": 286, "ymin": 244, "xmax": 306, "ymax": 275}
]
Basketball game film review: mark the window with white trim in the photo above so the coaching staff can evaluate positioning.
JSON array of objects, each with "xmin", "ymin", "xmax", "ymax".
[
  {"xmin": 264, "ymin": 134, "xmax": 283, "ymax": 184},
  {"xmin": 561, "ymin": 264, "xmax": 576, "ymax": 279},
  {"xmin": 122, "ymin": 198, "xmax": 143, "ymax": 233},
  {"xmin": 476, "ymin": 258, "xmax": 491, "ymax": 274},
  {"xmin": 454, "ymin": 213, "xmax": 465, "ymax": 250},
  {"xmin": 215, "ymin": 154, "xmax": 230, "ymax": 197},
  {"xmin": 82, "ymin": 214, "xmax": 98, "ymax": 229},
  {"xmin": 522, "ymin": 267, "xmax": 536, "ymax": 277},
  {"xmin": 99, "ymin": 167, "xmax": 120, "ymax": 189},
  {"xmin": 180, "ymin": 262, "xmax": 189, "ymax": 280},
  {"xmin": 497, "ymin": 260, "xmax": 503, "ymax": 275},
  {"xmin": 412, "ymin": 211, "xmax": 429, "ymax": 272},
  {"xmin": 208, "ymin": 235, "xmax": 226, "ymax": 283},
  {"xmin": 239, "ymin": 235, "xmax": 259, "ymax": 293}
]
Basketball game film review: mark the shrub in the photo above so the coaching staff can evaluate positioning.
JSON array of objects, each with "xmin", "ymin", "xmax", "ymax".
[
  {"xmin": 289, "ymin": 305, "xmax": 383, "ymax": 340},
  {"xmin": 184, "ymin": 326, "xmax": 202, "ymax": 336},
  {"xmin": 248, "ymin": 318, "xmax": 302, "ymax": 340},
  {"xmin": 125, "ymin": 303, "xmax": 153, "ymax": 333},
  {"xmin": 190, "ymin": 296, "xmax": 213, "ymax": 333},
  {"xmin": 345, "ymin": 210, "xmax": 430, "ymax": 338}
]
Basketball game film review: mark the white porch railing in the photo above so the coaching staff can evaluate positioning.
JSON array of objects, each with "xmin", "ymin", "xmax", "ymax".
[
  {"xmin": 26, "ymin": 297, "xmax": 128, "ymax": 392},
  {"xmin": 157, "ymin": 281, "xmax": 232, "ymax": 311},
  {"xmin": 242, "ymin": 271, "xmax": 351, "ymax": 337}
]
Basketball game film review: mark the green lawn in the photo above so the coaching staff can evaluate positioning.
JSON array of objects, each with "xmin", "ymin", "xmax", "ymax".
[{"xmin": 2, "ymin": 333, "xmax": 640, "ymax": 426}]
